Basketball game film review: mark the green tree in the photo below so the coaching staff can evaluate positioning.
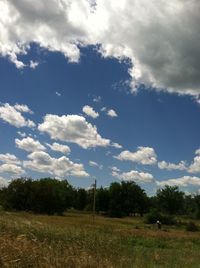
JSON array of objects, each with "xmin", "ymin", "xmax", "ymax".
[{"xmin": 156, "ymin": 185, "xmax": 184, "ymax": 214}]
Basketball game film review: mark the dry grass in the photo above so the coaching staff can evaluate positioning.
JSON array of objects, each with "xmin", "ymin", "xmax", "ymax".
[{"xmin": 0, "ymin": 211, "xmax": 200, "ymax": 267}]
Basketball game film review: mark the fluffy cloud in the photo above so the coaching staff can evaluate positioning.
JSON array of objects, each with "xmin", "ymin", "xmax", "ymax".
[
  {"xmin": 157, "ymin": 176, "xmax": 200, "ymax": 187},
  {"xmin": 46, "ymin": 142, "xmax": 71, "ymax": 154},
  {"xmin": 15, "ymin": 137, "xmax": 46, "ymax": 152},
  {"xmin": 23, "ymin": 151, "xmax": 89, "ymax": 178},
  {"xmin": 0, "ymin": 153, "xmax": 20, "ymax": 165},
  {"xmin": 188, "ymin": 149, "xmax": 200, "ymax": 173},
  {"xmin": 115, "ymin": 146, "xmax": 157, "ymax": 165},
  {"xmin": 38, "ymin": 114, "xmax": 110, "ymax": 149},
  {"xmin": 188, "ymin": 157, "xmax": 200, "ymax": 173},
  {"xmin": 89, "ymin": 160, "xmax": 103, "ymax": 169},
  {"xmin": 107, "ymin": 109, "xmax": 118, "ymax": 117},
  {"xmin": 0, "ymin": 176, "xmax": 9, "ymax": 188},
  {"xmin": 111, "ymin": 142, "xmax": 123, "ymax": 149},
  {"xmin": 1, "ymin": 0, "xmax": 200, "ymax": 96},
  {"xmin": 158, "ymin": 160, "xmax": 187, "ymax": 171},
  {"xmin": 112, "ymin": 168, "xmax": 154, "ymax": 183},
  {"xmin": 0, "ymin": 163, "xmax": 25, "ymax": 175},
  {"xmin": 0, "ymin": 103, "xmax": 35, "ymax": 128},
  {"xmin": 14, "ymin": 104, "xmax": 33, "ymax": 114},
  {"xmin": 29, "ymin": 60, "xmax": 39, "ymax": 69},
  {"xmin": 82, "ymin": 105, "xmax": 99, "ymax": 118},
  {"xmin": 17, "ymin": 131, "xmax": 27, "ymax": 138}
]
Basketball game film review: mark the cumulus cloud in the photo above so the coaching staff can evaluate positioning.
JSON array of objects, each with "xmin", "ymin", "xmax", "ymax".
[
  {"xmin": 46, "ymin": 142, "xmax": 71, "ymax": 154},
  {"xmin": 14, "ymin": 104, "xmax": 33, "ymax": 114},
  {"xmin": 111, "ymin": 142, "xmax": 123, "ymax": 149},
  {"xmin": 112, "ymin": 168, "xmax": 154, "ymax": 183},
  {"xmin": 82, "ymin": 105, "xmax": 99, "ymax": 118},
  {"xmin": 17, "ymin": 131, "xmax": 27, "ymax": 138},
  {"xmin": 38, "ymin": 114, "xmax": 110, "ymax": 149},
  {"xmin": 0, "ymin": 103, "xmax": 35, "ymax": 128},
  {"xmin": 15, "ymin": 137, "xmax": 46, "ymax": 152},
  {"xmin": 0, "ymin": 176, "xmax": 9, "ymax": 188},
  {"xmin": 23, "ymin": 151, "xmax": 89, "ymax": 178},
  {"xmin": 0, "ymin": 153, "xmax": 20, "ymax": 165},
  {"xmin": 29, "ymin": 60, "xmax": 39, "ymax": 69},
  {"xmin": 1, "ymin": 0, "xmax": 200, "ymax": 96},
  {"xmin": 107, "ymin": 109, "xmax": 118, "ymax": 117},
  {"xmin": 115, "ymin": 146, "xmax": 157, "ymax": 165},
  {"xmin": 0, "ymin": 163, "xmax": 25, "ymax": 175},
  {"xmin": 157, "ymin": 176, "xmax": 200, "ymax": 187},
  {"xmin": 158, "ymin": 160, "xmax": 187, "ymax": 171},
  {"xmin": 89, "ymin": 160, "xmax": 103, "ymax": 169},
  {"xmin": 187, "ymin": 149, "xmax": 200, "ymax": 173}
]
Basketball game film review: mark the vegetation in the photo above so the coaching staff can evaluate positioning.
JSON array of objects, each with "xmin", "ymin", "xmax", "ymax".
[
  {"xmin": 1, "ymin": 178, "xmax": 200, "ymax": 266},
  {"xmin": 0, "ymin": 211, "xmax": 200, "ymax": 267},
  {"xmin": 1, "ymin": 178, "xmax": 200, "ymax": 220}
]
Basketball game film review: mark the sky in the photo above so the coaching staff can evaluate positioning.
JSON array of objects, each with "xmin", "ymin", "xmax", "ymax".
[{"xmin": 1, "ymin": 0, "xmax": 200, "ymax": 195}]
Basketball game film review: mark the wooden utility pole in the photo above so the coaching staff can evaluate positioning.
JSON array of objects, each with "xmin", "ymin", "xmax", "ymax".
[{"xmin": 92, "ymin": 179, "xmax": 97, "ymax": 224}]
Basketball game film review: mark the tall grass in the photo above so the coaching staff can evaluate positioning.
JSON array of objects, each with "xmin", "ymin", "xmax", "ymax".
[{"xmin": 0, "ymin": 212, "xmax": 200, "ymax": 267}]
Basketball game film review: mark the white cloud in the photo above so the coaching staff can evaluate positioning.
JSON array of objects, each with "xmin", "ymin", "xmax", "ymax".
[
  {"xmin": 111, "ymin": 142, "xmax": 123, "ymax": 149},
  {"xmin": 82, "ymin": 105, "xmax": 99, "ymax": 118},
  {"xmin": 46, "ymin": 142, "xmax": 71, "ymax": 154},
  {"xmin": 188, "ymin": 156, "xmax": 200, "ymax": 173},
  {"xmin": 56, "ymin": 91, "xmax": 61, "ymax": 97},
  {"xmin": 115, "ymin": 146, "xmax": 157, "ymax": 165},
  {"xmin": 1, "ymin": 0, "xmax": 200, "ymax": 95},
  {"xmin": 89, "ymin": 160, "xmax": 103, "ymax": 169},
  {"xmin": 30, "ymin": 60, "xmax": 39, "ymax": 69},
  {"xmin": 107, "ymin": 109, "xmax": 118, "ymax": 117},
  {"xmin": 93, "ymin": 96, "xmax": 101, "ymax": 103},
  {"xmin": 0, "ymin": 103, "xmax": 35, "ymax": 128},
  {"xmin": 17, "ymin": 131, "xmax": 27, "ymax": 138},
  {"xmin": 14, "ymin": 104, "xmax": 33, "ymax": 114},
  {"xmin": 38, "ymin": 114, "xmax": 110, "ymax": 149},
  {"xmin": 0, "ymin": 153, "xmax": 20, "ymax": 165},
  {"xmin": 15, "ymin": 137, "xmax": 46, "ymax": 152},
  {"xmin": 0, "ymin": 176, "xmax": 9, "ymax": 188},
  {"xmin": 0, "ymin": 163, "xmax": 25, "ymax": 175},
  {"xmin": 157, "ymin": 176, "xmax": 200, "ymax": 187},
  {"xmin": 112, "ymin": 168, "xmax": 154, "ymax": 183},
  {"xmin": 158, "ymin": 160, "xmax": 187, "ymax": 171},
  {"xmin": 188, "ymin": 149, "xmax": 200, "ymax": 173},
  {"xmin": 23, "ymin": 151, "xmax": 89, "ymax": 178}
]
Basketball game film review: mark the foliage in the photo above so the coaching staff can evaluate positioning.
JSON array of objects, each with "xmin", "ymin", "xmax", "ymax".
[
  {"xmin": 186, "ymin": 221, "xmax": 199, "ymax": 232},
  {"xmin": 145, "ymin": 209, "xmax": 176, "ymax": 225},
  {"xmin": 156, "ymin": 186, "xmax": 184, "ymax": 214},
  {"xmin": 1, "ymin": 178, "xmax": 73, "ymax": 215},
  {"xmin": 1, "ymin": 212, "xmax": 200, "ymax": 268}
]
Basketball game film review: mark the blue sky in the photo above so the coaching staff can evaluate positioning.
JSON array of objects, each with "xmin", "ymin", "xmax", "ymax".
[{"xmin": 1, "ymin": 0, "xmax": 200, "ymax": 195}]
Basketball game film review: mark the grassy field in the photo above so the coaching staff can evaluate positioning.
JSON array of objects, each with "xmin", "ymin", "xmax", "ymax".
[{"xmin": 0, "ymin": 211, "xmax": 200, "ymax": 267}]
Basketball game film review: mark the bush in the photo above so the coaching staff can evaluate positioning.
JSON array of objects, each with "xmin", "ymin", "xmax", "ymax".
[
  {"xmin": 145, "ymin": 209, "xmax": 176, "ymax": 225},
  {"xmin": 186, "ymin": 221, "xmax": 199, "ymax": 232}
]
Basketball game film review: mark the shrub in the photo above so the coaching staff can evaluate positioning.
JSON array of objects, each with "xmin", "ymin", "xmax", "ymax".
[
  {"xmin": 186, "ymin": 221, "xmax": 199, "ymax": 232},
  {"xmin": 145, "ymin": 209, "xmax": 176, "ymax": 225}
]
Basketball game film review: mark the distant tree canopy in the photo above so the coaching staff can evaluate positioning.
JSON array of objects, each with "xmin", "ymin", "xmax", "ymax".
[
  {"xmin": 156, "ymin": 186, "xmax": 184, "ymax": 214},
  {"xmin": 0, "ymin": 178, "xmax": 200, "ymax": 218},
  {"xmin": 0, "ymin": 178, "xmax": 74, "ymax": 215}
]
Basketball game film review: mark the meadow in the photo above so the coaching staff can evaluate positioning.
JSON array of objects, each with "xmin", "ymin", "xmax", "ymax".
[{"xmin": 0, "ymin": 211, "xmax": 200, "ymax": 267}]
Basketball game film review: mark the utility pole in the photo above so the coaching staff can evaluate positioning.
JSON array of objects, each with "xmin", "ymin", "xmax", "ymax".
[{"xmin": 92, "ymin": 179, "xmax": 97, "ymax": 224}]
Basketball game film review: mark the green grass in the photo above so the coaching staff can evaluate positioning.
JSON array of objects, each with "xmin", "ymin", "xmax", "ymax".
[{"xmin": 0, "ymin": 211, "xmax": 200, "ymax": 267}]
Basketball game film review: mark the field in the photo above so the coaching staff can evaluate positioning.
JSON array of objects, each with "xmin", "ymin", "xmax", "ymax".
[{"xmin": 0, "ymin": 211, "xmax": 200, "ymax": 267}]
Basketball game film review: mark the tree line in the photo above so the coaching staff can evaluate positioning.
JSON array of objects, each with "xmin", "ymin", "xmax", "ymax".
[{"xmin": 0, "ymin": 177, "xmax": 200, "ymax": 219}]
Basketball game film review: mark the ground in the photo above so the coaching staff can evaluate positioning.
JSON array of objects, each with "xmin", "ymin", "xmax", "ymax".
[{"xmin": 0, "ymin": 211, "xmax": 200, "ymax": 267}]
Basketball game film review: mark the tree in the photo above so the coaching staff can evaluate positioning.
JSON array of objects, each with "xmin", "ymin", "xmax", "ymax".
[
  {"xmin": 96, "ymin": 187, "xmax": 110, "ymax": 212},
  {"xmin": 156, "ymin": 185, "xmax": 184, "ymax": 214}
]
